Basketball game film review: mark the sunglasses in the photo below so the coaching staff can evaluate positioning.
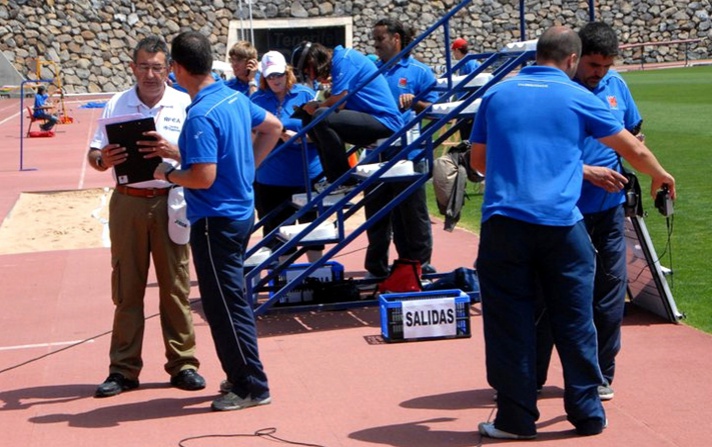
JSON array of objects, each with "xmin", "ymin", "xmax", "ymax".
[{"xmin": 266, "ymin": 72, "xmax": 286, "ymax": 81}]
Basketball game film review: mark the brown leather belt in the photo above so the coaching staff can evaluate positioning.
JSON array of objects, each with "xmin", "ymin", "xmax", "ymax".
[{"xmin": 115, "ymin": 185, "xmax": 171, "ymax": 198}]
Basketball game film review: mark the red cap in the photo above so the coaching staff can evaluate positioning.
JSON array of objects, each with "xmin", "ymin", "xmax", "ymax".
[{"xmin": 451, "ymin": 37, "xmax": 468, "ymax": 50}]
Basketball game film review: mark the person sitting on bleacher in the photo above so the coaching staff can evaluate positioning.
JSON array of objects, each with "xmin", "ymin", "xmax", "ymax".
[
  {"xmin": 250, "ymin": 50, "xmax": 325, "ymax": 263},
  {"xmin": 33, "ymin": 85, "xmax": 58, "ymax": 132},
  {"xmin": 290, "ymin": 41, "xmax": 403, "ymax": 195}
]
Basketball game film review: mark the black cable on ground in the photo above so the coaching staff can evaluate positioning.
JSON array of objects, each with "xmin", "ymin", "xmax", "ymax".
[{"xmin": 178, "ymin": 427, "xmax": 326, "ymax": 447}]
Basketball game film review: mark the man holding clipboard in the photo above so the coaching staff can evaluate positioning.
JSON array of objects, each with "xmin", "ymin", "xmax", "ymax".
[{"xmin": 87, "ymin": 35, "xmax": 205, "ymax": 398}]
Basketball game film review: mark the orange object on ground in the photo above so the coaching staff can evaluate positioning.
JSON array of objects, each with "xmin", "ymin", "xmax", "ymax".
[{"xmin": 28, "ymin": 130, "xmax": 56, "ymax": 138}]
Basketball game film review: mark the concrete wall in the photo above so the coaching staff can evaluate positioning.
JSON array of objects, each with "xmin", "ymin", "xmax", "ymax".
[{"xmin": 1, "ymin": 0, "xmax": 709, "ymax": 93}]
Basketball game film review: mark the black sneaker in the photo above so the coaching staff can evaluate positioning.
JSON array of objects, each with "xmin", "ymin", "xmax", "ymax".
[
  {"xmin": 170, "ymin": 369, "xmax": 206, "ymax": 391},
  {"xmin": 575, "ymin": 417, "xmax": 607, "ymax": 436},
  {"xmin": 95, "ymin": 373, "xmax": 139, "ymax": 398}
]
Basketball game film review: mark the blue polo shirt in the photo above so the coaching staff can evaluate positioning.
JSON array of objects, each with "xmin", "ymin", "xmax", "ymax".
[
  {"xmin": 377, "ymin": 55, "xmax": 438, "ymax": 118},
  {"xmin": 470, "ymin": 65, "xmax": 624, "ymax": 226},
  {"xmin": 458, "ymin": 58, "xmax": 481, "ymax": 76},
  {"xmin": 576, "ymin": 69, "xmax": 643, "ymax": 214},
  {"xmin": 225, "ymin": 72, "xmax": 260, "ymax": 96},
  {"xmin": 250, "ymin": 83, "xmax": 323, "ymax": 186},
  {"xmin": 330, "ymin": 45, "xmax": 403, "ymax": 132},
  {"xmin": 225, "ymin": 77, "xmax": 249, "ymax": 94},
  {"xmin": 179, "ymin": 81, "xmax": 267, "ymax": 223}
]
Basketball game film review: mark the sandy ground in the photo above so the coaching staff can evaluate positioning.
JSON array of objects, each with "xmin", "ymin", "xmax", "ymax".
[
  {"xmin": 0, "ymin": 187, "xmax": 368, "ymax": 256},
  {"xmin": 0, "ymin": 188, "xmax": 111, "ymax": 255}
]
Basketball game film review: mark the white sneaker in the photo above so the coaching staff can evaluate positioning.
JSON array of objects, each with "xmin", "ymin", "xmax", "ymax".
[
  {"xmin": 478, "ymin": 422, "xmax": 536, "ymax": 440},
  {"xmin": 211, "ymin": 392, "xmax": 271, "ymax": 411}
]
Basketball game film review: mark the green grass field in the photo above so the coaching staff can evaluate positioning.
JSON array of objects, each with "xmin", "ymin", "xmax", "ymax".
[{"xmin": 427, "ymin": 65, "xmax": 712, "ymax": 333}]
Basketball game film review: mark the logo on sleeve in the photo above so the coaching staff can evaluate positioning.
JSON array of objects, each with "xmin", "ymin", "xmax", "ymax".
[{"xmin": 607, "ymin": 95, "xmax": 619, "ymax": 109}]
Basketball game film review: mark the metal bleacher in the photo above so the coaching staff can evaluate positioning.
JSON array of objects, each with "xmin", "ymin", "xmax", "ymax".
[{"xmin": 245, "ymin": 0, "xmax": 537, "ymax": 316}]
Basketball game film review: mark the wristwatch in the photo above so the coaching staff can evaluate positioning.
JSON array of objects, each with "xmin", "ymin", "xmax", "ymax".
[
  {"xmin": 96, "ymin": 156, "xmax": 104, "ymax": 169},
  {"xmin": 248, "ymin": 80, "xmax": 258, "ymax": 88}
]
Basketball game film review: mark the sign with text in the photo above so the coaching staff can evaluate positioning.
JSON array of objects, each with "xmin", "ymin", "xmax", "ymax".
[
  {"xmin": 401, "ymin": 297, "xmax": 457, "ymax": 340},
  {"xmin": 253, "ymin": 26, "xmax": 346, "ymax": 59}
]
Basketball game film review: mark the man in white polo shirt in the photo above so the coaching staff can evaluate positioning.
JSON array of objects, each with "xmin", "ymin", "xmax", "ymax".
[{"xmin": 87, "ymin": 35, "xmax": 204, "ymax": 398}]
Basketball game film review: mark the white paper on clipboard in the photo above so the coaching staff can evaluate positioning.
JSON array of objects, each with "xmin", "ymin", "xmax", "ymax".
[{"xmin": 97, "ymin": 113, "xmax": 145, "ymax": 136}]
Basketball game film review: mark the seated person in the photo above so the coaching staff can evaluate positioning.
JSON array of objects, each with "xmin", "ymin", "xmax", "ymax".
[
  {"xmin": 34, "ymin": 85, "xmax": 58, "ymax": 131},
  {"xmin": 250, "ymin": 51, "xmax": 324, "ymax": 262},
  {"xmin": 291, "ymin": 41, "xmax": 403, "ymax": 195}
]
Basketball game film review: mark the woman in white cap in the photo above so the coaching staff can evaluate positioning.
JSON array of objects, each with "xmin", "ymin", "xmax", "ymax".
[{"xmin": 250, "ymin": 51, "xmax": 324, "ymax": 262}]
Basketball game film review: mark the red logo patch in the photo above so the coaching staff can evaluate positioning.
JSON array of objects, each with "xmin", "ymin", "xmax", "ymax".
[{"xmin": 607, "ymin": 95, "xmax": 618, "ymax": 109}]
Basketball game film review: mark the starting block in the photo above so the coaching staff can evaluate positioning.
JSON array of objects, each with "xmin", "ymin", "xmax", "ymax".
[{"xmin": 28, "ymin": 130, "xmax": 55, "ymax": 138}]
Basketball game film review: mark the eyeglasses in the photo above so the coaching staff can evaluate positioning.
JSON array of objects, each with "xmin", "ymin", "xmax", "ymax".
[
  {"xmin": 266, "ymin": 72, "xmax": 286, "ymax": 81},
  {"xmin": 136, "ymin": 64, "xmax": 167, "ymax": 74}
]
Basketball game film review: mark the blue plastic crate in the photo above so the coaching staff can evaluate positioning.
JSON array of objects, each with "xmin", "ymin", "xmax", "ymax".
[{"xmin": 379, "ymin": 289, "xmax": 471, "ymax": 342}]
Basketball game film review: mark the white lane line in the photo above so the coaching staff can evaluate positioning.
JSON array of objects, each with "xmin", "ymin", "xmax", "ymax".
[{"xmin": 0, "ymin": 339, "xmax": 94, "ymax": 351}]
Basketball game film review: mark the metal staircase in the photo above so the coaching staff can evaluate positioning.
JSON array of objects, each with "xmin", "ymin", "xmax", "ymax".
[{"xmin": 245, "ymin": 0, "xmax": 537, "ymax": 316}]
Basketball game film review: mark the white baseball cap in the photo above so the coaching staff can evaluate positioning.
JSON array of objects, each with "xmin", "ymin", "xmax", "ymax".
[{"xmin": 260, "ymin": 51, "xmax": 287, "ymax": 77}]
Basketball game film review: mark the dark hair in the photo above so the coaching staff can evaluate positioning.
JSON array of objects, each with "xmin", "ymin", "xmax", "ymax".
[
  {"xmin": 171, "ymin": 31, "xmax": 213, "ymax": 75},
  {"xmin": 291, "ymin": 41, "xmax": 331, "ymax": 82},
  {"xmin": 133, "ymin": 35, "xmax": 169, "ymax": 62},
  {"xmin": 536, "ymin": 26, "xmax": 582, "ymax": 64},
  {"xmin": 37, "ymin": 85, "xmax": 46, "ymax": 94},
  {"xmin": 374, "ymin": 18, "xmax": 415, "ymax": 57},
  {"xmin": 579, "ymin": 22, "xmax": 619, "ymax": 57}
]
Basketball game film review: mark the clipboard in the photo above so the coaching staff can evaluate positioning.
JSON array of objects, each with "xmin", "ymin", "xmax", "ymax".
[{"xmin": 105, "ymin": 117, "xmax": 160, "ymax": 185}]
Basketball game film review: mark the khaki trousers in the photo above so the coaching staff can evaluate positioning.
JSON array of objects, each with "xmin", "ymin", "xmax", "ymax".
[{"xmin": 107, "ymin": 190, "xmax": 198, "ymax": 380}]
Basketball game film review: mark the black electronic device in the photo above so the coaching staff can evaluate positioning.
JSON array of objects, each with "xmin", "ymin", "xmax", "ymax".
[
  {"xmin": 654, "ymin": 185, "xmax": 674, "ymax": 217},
  {"xmin": 105, "ymin": 117, "xmax": 159, "ymax": 185},
  {"xmin": 291, "ymin": 104, "xmax": 311, "ymax": 121}
]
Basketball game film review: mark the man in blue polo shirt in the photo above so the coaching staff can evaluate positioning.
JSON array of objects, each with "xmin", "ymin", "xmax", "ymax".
[
  {"xmin": 363, "ymin": 18, "xmax": 439, "ymax": 279},
  {"xmin": 470, "ymin": 26, "xmax": 676, "ymax": 440},
  {"xmin": 536, "ymin": 22, "xmax": 646, "ymax": 402},
  {"xmin": 157, "ymin": 31, "xmax": 282, "ymax": 412},
  {"xmin": 292, "ymin": 41, "xmax": 403, "ymax": 194}
]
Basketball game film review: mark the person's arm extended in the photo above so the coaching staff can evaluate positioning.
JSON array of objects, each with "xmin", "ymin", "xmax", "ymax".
[
  {"xmin": 252, "ymin": 111, "xmax": 282, "ymax": 168},
  {"xmin": 598, "ymin": 129, "xmax": 676, "ymax": 199},
  {"xmin": 398, "ymin": 93, "xmax": 431, "ymax": 114},
  {"xmin": 583, "ymin": 165, "xmax": 628, "ymax": 193},
  {"xmin": 155, "ymin": 162, "xmax": 216, "ymax": 189},
  {"xmin": 470, "ymin": 142, "xmax": 486, "ymax": 175},
  {"xmin": 302, "ymin": 90, "xmax": 348, "ymax": 115}
]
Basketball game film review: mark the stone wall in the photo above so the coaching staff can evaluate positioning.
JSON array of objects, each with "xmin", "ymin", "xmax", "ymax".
[{"xmin": 1, "ymin": 0, "xmax": 709, "ymax": 93}]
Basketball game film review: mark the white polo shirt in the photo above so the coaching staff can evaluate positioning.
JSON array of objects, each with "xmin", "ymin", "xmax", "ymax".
[{"xmin": 91, "ymin": 84, "xmax": 191, "ymax": 188}]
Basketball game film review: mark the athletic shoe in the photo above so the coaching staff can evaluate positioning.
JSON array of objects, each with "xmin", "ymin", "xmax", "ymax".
[
  {"xmin": 598, "ymin": 383, "xmax": 614, "ymax": 401},
  {"xmin": 575, "ymin": 418, "xmax": 607, "ymax": 436},
  {"xmin": 314, "ymin": 180, "xmax": 358, "ymax": 195},
  {"xmin": 95, "ymin": 373, "xmax": 139, "ymax": 398},
  {"xmin": 170, "ymin": 369, "xmax": 206, "ymax": 391},
  {"xmin": 219, "ymin": 379, "xmax": 232, "ymax": 394},
  {"xmin": 478, "ymin": 422, "xmax": 536, "ymax": 440},
  {"xmin": 211, "ymin": 392, "xmax": 272, "ymax": 411}
]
